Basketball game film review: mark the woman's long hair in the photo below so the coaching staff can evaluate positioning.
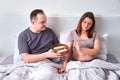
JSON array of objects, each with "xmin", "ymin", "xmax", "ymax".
[{"xmin": 76, "ymin": 12, "xmax": 96, "ymax": 38}]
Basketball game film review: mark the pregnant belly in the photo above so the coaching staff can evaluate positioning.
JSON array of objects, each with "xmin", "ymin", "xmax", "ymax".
[{"xmin": 73, "ymin": 50, "xmax": 94, "ymax": 61}]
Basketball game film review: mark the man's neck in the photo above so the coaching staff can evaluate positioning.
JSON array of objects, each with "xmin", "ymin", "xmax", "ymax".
[{"xmin": 29, "ymin": 26, "xmax": 41, "ymax": 33}]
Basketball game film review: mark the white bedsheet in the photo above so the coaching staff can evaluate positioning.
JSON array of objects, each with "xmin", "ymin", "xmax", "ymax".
[{"xmin": 0, "ymin": 59, "xmax": 120, "ymax": 80}]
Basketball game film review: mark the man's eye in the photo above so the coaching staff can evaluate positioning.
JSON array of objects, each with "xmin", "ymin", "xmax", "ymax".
[{"xmin": 40, "ymin": 21, "xmax": 46, "ymax": 24}]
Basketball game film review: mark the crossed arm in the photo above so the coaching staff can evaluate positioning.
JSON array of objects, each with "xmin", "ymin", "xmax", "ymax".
[{"xmin": 72, "ymin": 38, "xmax": 101, "ymax": 61}]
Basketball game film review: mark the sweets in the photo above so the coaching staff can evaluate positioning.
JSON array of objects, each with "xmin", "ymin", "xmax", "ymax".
[
  {"xmin": 53, "ymin": 46, "xmax": 65, "ymax": 50},
  {"xmin": 52, "ymin": 44, "xmax": 68, "ymax": 54},
  {"xmin": 57, "ymin": 48, "xmax": 68, "ymax": 53}
]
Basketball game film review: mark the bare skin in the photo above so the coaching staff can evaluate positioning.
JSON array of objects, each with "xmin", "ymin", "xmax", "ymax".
[{"xmin": 73, "ymin": 40, "xmax": 94, "ymax": 61}]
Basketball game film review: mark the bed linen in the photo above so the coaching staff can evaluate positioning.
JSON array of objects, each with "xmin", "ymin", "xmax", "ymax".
[
  {"xmin": 65, "ymin": 59, "xmax": 120, "ymax": 80},
  {"xmin": 0, "ymin": 59, "xmax": 66, "ymax": 80},
  {"xmin": 0, "ymin": 58, "xmax": 120, "ymax": 80}
]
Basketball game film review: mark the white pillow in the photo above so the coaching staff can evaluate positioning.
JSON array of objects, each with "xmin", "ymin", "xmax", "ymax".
[
  {"xmin": 59, "ymin": 32, "xmax": 69, "ymax": 44},
  {"xmin": 59, "ymin": 33, "xmax": 108, "ymax": 60},
  {"xmin": 97, "ymin": 34, "xmax": 108, "ymax": 60},
  {"xmin": 13, "ymin": 35, "xmax": 22, "ymax": 63}
]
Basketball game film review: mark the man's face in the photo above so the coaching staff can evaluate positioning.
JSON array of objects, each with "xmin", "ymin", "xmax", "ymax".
[{"xmin": 32, "ymin": 13, "xmax": 47, "ymax": 32}]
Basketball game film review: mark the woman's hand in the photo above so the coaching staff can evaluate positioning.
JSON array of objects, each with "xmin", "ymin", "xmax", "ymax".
[
  {"xmin": 74, "ymin": 40, "xmax": 81, "ymax": 52},
  {"xmin": 58, "ymin": 65, "xmax": 66, "ymax": 74}
]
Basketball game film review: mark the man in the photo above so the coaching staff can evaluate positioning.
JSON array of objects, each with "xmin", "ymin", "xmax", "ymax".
[
  {"xmin": 18, "ymin": 9, "xmax": 63, "ymax": 63},
  {"xmin": 18, "ymin": 9, "xmax": 65, "ymax": 79}
]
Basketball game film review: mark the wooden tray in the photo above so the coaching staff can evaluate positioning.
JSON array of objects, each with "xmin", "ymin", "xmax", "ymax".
[{"xmin": 52, "ymin": 44, "xmax": 69, "ymax": 54}]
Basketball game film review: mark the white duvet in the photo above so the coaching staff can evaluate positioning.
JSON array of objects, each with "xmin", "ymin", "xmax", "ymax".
[
  {"xmin": 66, "ymin": 59, "xmax": 120, "ymax": 80},
  {"xmin": 0, "ymin": 59, "xmax": 120, "ymax": 80}
]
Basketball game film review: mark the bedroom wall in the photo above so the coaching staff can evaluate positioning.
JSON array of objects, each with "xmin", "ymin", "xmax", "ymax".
[
  {"xmin": 0, "ymin": 0, "xmax": 120, "ymax": 16},
  {"xmin": 0, "ymin": 0, "xmax": 120, "ymax": 61}
]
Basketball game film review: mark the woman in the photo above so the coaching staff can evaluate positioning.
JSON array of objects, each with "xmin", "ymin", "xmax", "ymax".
[
  {"xmin": 59, "ymin": 12, "xmax": 120, "ymax": 80},
  {"xmin": 59, "ymin": 12, "xmax": 100, "ymax": 73},
  {"xmin": 67, "ymin": 12, "xmax": 101, "ymax": 61}
]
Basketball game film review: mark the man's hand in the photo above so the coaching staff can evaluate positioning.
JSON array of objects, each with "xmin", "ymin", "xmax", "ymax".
[{"xmin": 45, "ymin": 49, "xmax": 64, "ymax": 58}]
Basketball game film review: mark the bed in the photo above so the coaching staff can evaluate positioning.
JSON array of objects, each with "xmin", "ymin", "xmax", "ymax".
[
  {"xmin": 0, "ymin": 53, "xmax": 120, "ymax": 80},
  {"xmin": 0, "ymin": 15, "xmax": 120, "ymax": 80}
]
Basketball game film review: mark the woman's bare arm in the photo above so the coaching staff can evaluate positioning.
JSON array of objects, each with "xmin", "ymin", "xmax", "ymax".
[
  {"xmin": 80, "ymin": 39, "xmax": 101, "ymax": 57},
  {"xmin": 73, "ymin": 39, "xmax": 101, "ymax": 61}
]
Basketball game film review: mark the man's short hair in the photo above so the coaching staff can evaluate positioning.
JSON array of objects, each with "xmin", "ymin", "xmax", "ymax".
[{"xmin": 30, "ymin": 9, "xmax": 45, "ymax": 21}]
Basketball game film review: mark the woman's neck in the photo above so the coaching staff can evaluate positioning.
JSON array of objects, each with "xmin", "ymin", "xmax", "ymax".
[{"xmin": 80, "ymin": 31, "xmax": 88, "ymax": 39}]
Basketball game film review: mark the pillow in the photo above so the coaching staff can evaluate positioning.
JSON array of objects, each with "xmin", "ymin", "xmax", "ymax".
[
  {"xmin": 97, "ymin": 34, "xmax": 108, "ymax": 60},
  {"xmin": 59, "ymin": 32, "xmax": 108, "ymax": 60},
  {"xmin": 13, "ymin": 35, "xmax": 22, "ymax": 63},
  {"xmin": 59, "ymin": 32, "xmax": 69, "ymax": 44}
]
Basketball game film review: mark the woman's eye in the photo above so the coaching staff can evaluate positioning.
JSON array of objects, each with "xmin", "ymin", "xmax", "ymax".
[
  {"xmin": 83, "ymin": 21, "xmax": 86, "ymax": 23},
  {"xmin": 88, "ymin": 23, "xmax": 92, "ymax": 26}
]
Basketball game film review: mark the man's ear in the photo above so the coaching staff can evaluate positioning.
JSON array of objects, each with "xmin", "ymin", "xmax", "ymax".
[{"xmin": 31, "ymin": 19, "xmax": 35, "ymax": 24}]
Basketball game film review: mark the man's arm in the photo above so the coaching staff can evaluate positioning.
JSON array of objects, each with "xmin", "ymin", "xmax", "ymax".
[{"xmin": 21, "ymin": 49, "xmax": 63, "ymax": 63}]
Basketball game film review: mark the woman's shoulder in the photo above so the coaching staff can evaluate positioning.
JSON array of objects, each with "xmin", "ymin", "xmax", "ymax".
[
  {"xmin": 67, "ymin": 30, "xmax": 77, "ymax": 37},
  {"xmin": 93, "ymin": 32, "xmax": 99, "ymax": 36},
  {"xmin": 69, "ymin": 30, "xmax": 76, "ymax": 34},
  {"xmin": 93, "ymin": 32, "xmax": 100, "ymax": 39}
]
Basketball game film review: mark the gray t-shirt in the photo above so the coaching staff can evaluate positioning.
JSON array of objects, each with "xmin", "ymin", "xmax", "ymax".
[
  {"xmin": 18, "ymin": 27, "xmax": 59, "ymax": 54},
  {"xmin": 67, "ymin": 30, "xmax": 100, "ymax": 49}
]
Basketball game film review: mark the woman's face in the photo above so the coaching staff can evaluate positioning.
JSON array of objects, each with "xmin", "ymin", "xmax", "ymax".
[{"xmin": 81, "ymin": 17, "xmax": 93, "ymax": 32}]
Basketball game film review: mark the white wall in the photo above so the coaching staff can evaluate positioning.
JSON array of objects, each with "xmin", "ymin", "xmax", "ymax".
[
  {"xmin": 0, "ymin": 0, "xmax": 120, "ymax": 16},
  {"xmin": 0, "ymin": 16, "xmax": 30, "ymax": 58}
]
